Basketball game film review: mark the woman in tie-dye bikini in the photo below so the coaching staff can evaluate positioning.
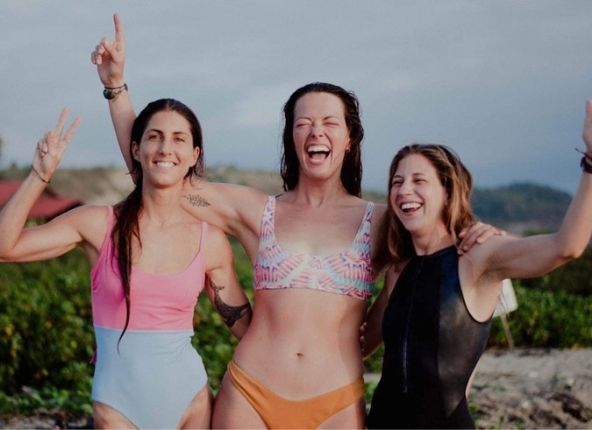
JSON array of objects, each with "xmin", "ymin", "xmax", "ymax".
[{"xmin": 91, "ymin": 15, "xmax": 494, "ymax": 428}]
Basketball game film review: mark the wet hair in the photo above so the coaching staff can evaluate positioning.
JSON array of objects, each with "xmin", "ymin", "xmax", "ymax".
[
  {"xmin": 112, "ymin": 98, "xmax": 203, "ymax": 344},
  {"xmin": 373, "ymin": 143, "xmax": 476, "ymax": 272},
  {"xmin": 280, "ymin": 82, "xmax": 364, "ymax": 197}
]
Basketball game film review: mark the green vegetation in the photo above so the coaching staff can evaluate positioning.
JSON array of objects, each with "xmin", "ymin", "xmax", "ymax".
[{"xmin": 1, "ymin": 244, "xmax": 590, "ymax": 417}]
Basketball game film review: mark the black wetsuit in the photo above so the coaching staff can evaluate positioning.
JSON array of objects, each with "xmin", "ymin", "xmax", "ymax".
[{"xmin": 367, "ymin": 246, "xmax": 492, "ymax": 429}]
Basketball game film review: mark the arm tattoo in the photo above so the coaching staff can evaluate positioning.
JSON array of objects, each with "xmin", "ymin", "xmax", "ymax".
[
  {"xmin": 208, "ymin": 280, "xmax": 250, "ymax": 328},
  {"xmin": 184, "ymin": 193, "xmax": 211, "ymax": 208}
]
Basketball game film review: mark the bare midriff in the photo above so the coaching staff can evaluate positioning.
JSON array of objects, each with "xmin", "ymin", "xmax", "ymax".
[{"xmin": 232, "ymin": 288, "xmax": 367, "ymax": 399}]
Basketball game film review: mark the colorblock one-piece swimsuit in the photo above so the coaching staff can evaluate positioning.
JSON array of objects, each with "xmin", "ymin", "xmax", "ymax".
[{"xmin": 90, "ymin": 206, "xmax": 209, "ymax": 429}]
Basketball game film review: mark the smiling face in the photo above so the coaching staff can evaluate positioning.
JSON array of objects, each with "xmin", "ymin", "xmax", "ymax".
[
  {"xmin": 132, "ymin": 110, "xmax": 200, "ymax": 188},
  {"xmin": 292, "ymin": 92, "xmax": 350, "ymax": 183},
  {"xmin": 390, "ymin": 153, "xmax": 449, "ymax": 237}
]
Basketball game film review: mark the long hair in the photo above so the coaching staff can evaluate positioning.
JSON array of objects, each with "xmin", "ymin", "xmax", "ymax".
[
  {"xmin": 112, "ymin": 98, "xmax": 203, "ymax": 344},
  {"xmin": 373, "ymin": 144, "xmax": 476, "ymax": 272},
  {"xmin": 280, "ymin": 82, "xmax": 364, "ymax": 197}
]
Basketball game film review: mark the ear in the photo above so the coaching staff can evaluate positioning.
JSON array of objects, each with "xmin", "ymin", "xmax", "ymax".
[
  {"xmin": 192, "ymin": 146, "xmax": 201, "ymax": 165},
  {"xmin": 132, "ymin": 141, "xmax": 140, "ymax": 161}
]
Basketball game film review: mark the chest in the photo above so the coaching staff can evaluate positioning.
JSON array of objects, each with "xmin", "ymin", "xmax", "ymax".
[{"xmin": 273, "ymin": 204, "xmax": 366, "ymax": 256}]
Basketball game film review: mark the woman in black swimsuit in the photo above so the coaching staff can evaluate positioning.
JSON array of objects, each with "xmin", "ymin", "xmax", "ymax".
[{"xmin": 365, "ymin": 100, "xmax": 592, "ymax": 429}]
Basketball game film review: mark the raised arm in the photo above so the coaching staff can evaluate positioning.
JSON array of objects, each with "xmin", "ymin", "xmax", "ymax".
[
  {"xmin": 91, "ymin": 14, "xmax": 267, "ymax": 258},
  {"xmin": 91, "ymin": 13, "xmax": 135, "ymax": 173},
  {"xmin": 203, "ymin": 226, "xmax": 252, "ymax": 339},
  {"xmin": 475, "ymin": 100, "xmax": 592, "ymax": 282},
  {"xmin": 0, "ymin": 110, "xmax": 91, "ymax": 263}
]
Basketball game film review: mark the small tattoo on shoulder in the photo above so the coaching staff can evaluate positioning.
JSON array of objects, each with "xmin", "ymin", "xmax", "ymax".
[{"xmin": 184, "ymin": 193, "xmax": 211, "ymax": 208}]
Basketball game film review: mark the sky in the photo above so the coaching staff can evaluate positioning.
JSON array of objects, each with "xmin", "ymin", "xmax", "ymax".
[{"xmin": 0, "ymin": 1, "xmax": 591, "ymax": 194}]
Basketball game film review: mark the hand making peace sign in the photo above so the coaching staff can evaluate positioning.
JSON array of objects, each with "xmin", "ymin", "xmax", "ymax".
[{"xmin": 32, "ymin": 108, "xmax": 80, "ymax": 183}]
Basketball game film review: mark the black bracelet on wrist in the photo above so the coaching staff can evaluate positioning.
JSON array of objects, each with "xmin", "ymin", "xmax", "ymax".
[
  {"xmin": 581, "ymin": 156, "xmax": 592, "ymax": 174},
  {"xmin": 103, "ymin": 83, "xmax": 128, "ymax": 100}
]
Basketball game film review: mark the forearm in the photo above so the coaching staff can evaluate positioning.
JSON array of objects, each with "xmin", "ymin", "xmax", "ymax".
[
  {"xmin": 0, "ymin": 171, "xmax": 47, "ymax": 256},
  {"xmin": 107, "ymin": 90, "xmax": 136, "ymax": 173},
  {"xmin": 554, "ymin": 170, "xmax": 592, "ymax": 258}
]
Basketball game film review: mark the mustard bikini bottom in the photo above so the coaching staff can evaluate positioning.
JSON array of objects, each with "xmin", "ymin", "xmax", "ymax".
[{"xmin": 227, "ymin": 360, "xmax": 364, "ymax": 429}]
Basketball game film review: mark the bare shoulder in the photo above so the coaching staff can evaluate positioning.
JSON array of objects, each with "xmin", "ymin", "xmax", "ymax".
[{"xmin": 187, "ymin": 178, "xmax": 268, "ymax": 206}]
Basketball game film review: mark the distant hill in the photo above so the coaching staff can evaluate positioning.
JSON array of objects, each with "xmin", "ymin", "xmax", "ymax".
[
  {"xmin": 0, "ymin": 166, "xmax": 571, "ymax": 234},
  {"xmin": 472, "ymin": 182, "xmax": 571, "ymax": 233}
]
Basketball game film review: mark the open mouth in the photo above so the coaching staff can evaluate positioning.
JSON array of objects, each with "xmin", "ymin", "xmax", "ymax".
[
  {"xmin": 399, "ymin": 202, "xmax": 423, "ymax": 214},
  {"xmin": 306, "ymin": 145, "xmax": 330, "ymax": 161}
]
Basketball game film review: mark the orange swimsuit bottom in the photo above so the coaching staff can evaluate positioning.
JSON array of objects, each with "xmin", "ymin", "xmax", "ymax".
[{"xmin": 227, "ymin": 360, "xmax": 364, "ymax": 429}]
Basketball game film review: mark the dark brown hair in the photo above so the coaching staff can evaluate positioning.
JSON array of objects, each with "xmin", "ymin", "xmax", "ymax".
[
  {"xmin": 280, "ymin": 82, "xmax": 364, "ymax": 197},
  {"xmin": 373, "ymin": 144, "xmax": 476, "ymax": 272},
  {"xmin": 112, "ymin": 99, "xmax": 203, "ymax": 344}
]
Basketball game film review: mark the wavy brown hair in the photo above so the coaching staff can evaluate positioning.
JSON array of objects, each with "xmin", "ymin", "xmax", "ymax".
[
  {"xmin": 281, "ymin": 82, "xmax": 364, "ymax": 197},
  {"xmin": 373, "ymin": 144, "xmax": 476, "ymax": 272},
  {"xmin": 112, "ymin": 99, "xmax": 203, "ymax": 345}
]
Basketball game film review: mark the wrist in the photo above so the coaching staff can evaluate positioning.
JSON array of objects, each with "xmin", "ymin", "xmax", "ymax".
[
  {"xmin": 31, "ymin": 166, "xmax": 51, "ymax": 184},
  {"xmin": 103, "ymin": 83, "xmax": 128, "ymax": 101}
]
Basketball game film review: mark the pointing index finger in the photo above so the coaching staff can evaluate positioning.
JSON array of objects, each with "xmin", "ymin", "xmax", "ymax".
[{"xmin": 113, "ymin": 13, "xmax": 125, "ymax": 45}]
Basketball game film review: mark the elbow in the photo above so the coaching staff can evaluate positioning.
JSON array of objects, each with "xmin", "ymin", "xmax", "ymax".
[{"xmin": 557, "ymin": 245, "xmax": 585, "ymax": 262}]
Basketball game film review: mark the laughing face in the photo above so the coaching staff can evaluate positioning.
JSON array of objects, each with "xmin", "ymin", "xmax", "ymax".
[
  {"xmin": 390, "ymin": 153, "xmax": 448, "ymax": 236},
  {"xmin": 132, "ymin": 110, "xmax": 200, "ymax": 188},
  {"xmin": 292, "ymin": 92, "xmax": 351, "ymax": 183}
]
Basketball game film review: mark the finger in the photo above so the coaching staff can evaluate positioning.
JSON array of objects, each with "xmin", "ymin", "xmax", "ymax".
[
  {"xmin": 584, "ymin": 99, "xmax": 592, "ymax": 148},
  {"xmin": 114, "ymin": 13, "xmax": 125, "ymax": 46},
  {"xmin": 458, "ymin": 223, "xmax": 484, "ymax": 251},
  {"xmin": 54, "ymin": 107, "xmax": 69, "ymax": 135},
  {"xmin": 62, "ymin": 117, "xmax": 81, "ymax": 143}
]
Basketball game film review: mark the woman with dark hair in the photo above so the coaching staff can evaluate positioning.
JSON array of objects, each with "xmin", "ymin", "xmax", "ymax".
[
  {"xmin": 364, "ymin": 102, "xmax": 592, "ymax": 429},
  {"xmin": 91, "ymin": 15, "xmax": 493, "ymax": 428},
  {"xmin": 0, "ymin": 102, "xmax": 251, "ymax": 429}
]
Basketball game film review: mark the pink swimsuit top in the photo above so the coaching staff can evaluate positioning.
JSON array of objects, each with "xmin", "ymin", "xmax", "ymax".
[
  {"xmin": 254, "ymin": 196, "xmax": 375, "ymax": 301},
  {"xmin": 90, "ymin": 206, "xmax": 207, "ymax": 331}
]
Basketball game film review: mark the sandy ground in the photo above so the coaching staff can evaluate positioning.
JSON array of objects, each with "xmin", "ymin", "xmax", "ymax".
[
  {"xmin": 1, "ymin": 348, "xmax": 591, "ymax": 429},
  {"xmin": 470, "ymin": 348, "xmax": 592, "ymax": 429}
]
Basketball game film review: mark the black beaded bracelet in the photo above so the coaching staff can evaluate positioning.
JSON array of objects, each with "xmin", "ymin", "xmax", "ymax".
[
  {"xmin": 103, "ymin": 83, "xmax": 128, "ymax": 100},
  {"xmin": 581, "ymin": 156, "xmax": 592, "ymax": 174}
]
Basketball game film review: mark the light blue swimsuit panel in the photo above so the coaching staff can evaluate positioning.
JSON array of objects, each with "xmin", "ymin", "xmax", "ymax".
[{"xmin": 92, "ymin": 326, "xmax": 208, "ymax": 429}]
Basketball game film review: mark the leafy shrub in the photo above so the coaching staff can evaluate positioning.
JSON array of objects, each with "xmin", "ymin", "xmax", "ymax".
[{"xmin": 488, "ymin": 283, "xmax": 592, "ymax": 348}]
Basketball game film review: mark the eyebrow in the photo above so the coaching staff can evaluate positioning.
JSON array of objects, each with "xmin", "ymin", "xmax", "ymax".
[{"xmin": 146, "ymin": 129, "xmax": 190, "ymax": 136}]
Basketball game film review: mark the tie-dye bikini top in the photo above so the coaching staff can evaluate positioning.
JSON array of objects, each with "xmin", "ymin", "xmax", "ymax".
[{"xmin": 254, "ymin": 196, "xmax": 375, "ymax": 301}]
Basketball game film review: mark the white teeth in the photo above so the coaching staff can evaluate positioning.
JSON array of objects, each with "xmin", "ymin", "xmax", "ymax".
[
  {"xmin": 308, "ymin": 144, "xmax": 330, "ymax": 152},
  {"xmin": 155, "ymin": 161, "xmax": 175, "ymax": 168},
  {"xmin": 400, "ymin": 202, "xmax": 421, "ymax": 211}
]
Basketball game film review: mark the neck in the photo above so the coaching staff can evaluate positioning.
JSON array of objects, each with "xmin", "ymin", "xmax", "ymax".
[
  {"xmin": 290, "ymin": 174, "xmax": 351, "ymax": 206},
  {"xmin": 411, "ymin": 227, "xmax": 454, "ymax": 256},
  {"xmin": 140, "ymin": 180, "xmax": 186, "ymax": 224}
]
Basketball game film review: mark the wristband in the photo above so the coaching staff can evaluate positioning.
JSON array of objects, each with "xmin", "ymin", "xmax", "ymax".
[
  {"xmin": 581, "ymin": 156, "xmax": 592, "ymax": 174},
  {"xmin": 103, "ymin": 83, "xmax": 128, "ymax": 100}
]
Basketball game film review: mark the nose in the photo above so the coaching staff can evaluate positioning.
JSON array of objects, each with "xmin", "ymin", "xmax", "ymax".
[
  {"xmin": 158, "ymin": 136, "xmax": 173, "ymax": 154},
  {"xmin": 398, "ymin": 179, "xmax": 413, "ymax": 195},
  {"xmin": 311, "ymin": 123, "xmax": 325, "ymax": 138}
]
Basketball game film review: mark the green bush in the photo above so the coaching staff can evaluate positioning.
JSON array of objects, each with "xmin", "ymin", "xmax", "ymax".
[
  {"xmin": 488, "ymin": 283, "xmax": 592, "ymax": 348},
  {"xmin": 1, "ymin": 242, "xmax": 591, "ymax": 417}
]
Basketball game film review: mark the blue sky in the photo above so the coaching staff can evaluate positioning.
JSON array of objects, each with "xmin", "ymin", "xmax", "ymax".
[{"xmin": 0, "ymin": 1, "xmax": 591, "ymax": 193}]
